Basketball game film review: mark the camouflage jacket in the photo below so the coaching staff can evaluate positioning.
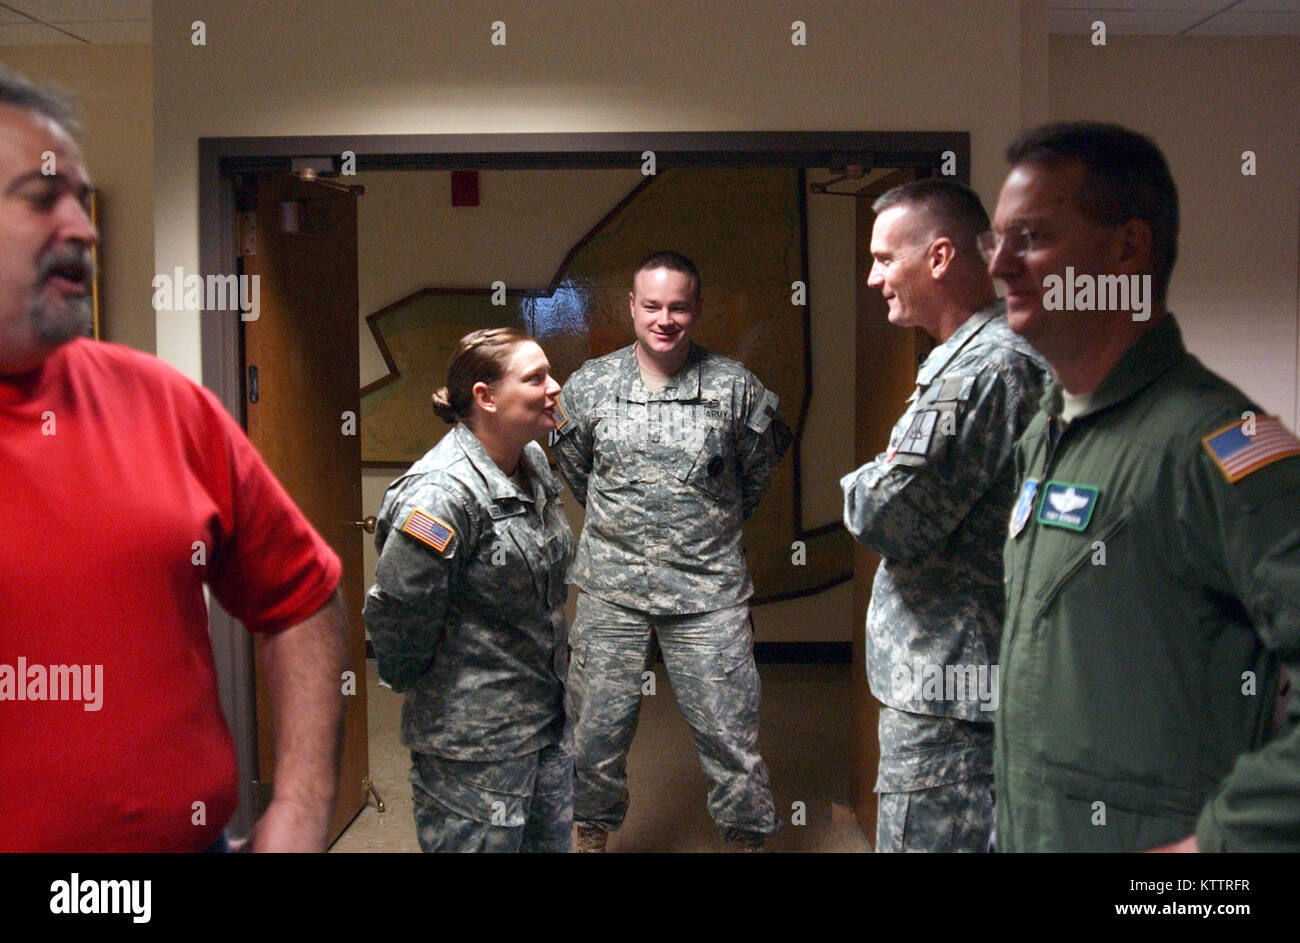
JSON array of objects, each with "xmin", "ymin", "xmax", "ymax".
[
  {"xmin": 552, "ymin": 343, "xmax": 792, "ymax": 615},
  {"xmin": 363, "ymin": 422, "xmax": 575, "ymax": 760},
  {"xmin": 841, "ymin": 301, "xmax": 1049, "ymax": 721}
]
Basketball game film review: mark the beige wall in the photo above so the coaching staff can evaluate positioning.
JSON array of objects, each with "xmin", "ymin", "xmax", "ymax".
[
  {"xmin": 1, "ymin": 45, "xmax": 155, "ymax": 353},
  {"xmin": 1050, "ymin": 35, "xmax": 1300, "ymax": 429},
  {"xmin": 153, "ymin": 0, "xmax": 1040, "ymax": 381},
  {"xmin": 354, "ymin": 168, "xmax": 644, "ymax": 387}
]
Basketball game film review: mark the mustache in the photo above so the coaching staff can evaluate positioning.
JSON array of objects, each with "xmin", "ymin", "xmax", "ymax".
[{"xmin": 37, "ymin": 248, "xmax": 93, "ymax": 285}]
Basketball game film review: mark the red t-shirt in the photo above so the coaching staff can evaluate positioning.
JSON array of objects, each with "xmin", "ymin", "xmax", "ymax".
[{"xmin": 0, "ymin": 339, "xmax": 341, "ymax": 851}]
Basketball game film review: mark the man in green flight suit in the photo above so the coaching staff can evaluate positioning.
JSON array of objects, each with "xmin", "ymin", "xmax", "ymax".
[{"xmin": 986, "ymin": 121, "xmax": 1300, "ymax": 852}]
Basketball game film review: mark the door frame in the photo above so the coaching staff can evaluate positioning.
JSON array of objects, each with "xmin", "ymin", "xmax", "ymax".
[{"xmin": 198, "ymin": 129, "xmax": 970, "ymax": 840}]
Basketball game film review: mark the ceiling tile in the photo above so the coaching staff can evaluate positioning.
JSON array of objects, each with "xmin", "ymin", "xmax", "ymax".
[
  {"xmin": 1188, "ymin": 10, "xmax": 1300, "ymax": 32},
  {"xmin": 58, "ymin": 19, "xmax": 149, "ymax": 43},
  {"xmin": 1231, "ymin": 0, "xmax": 1300, "ymax": 13},
  {"xmin": 7, "ymin": 0, "xmax": 151, "ymax": 22},
  {"xmin": 1051, "ymin": 1, "xmax": 1224, "ymax": 10},
  {"xmin": 0, "ymin": 22, "xmax": 81, "ymax": 45},
  {"xmin": 1050, "ymin": 8, "xmax": 1206, "ymax": 32}
]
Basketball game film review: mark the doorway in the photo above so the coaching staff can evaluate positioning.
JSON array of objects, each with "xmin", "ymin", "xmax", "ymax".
[{"xmin": 199, "ymin": 131, "xmax": 968, "ymax": 846}]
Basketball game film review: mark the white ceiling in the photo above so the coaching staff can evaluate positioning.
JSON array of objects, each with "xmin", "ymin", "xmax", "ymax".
[
  {"xmin": 1050, "ymin": 0, "xmax": 1300, "ymax": 36},
  {"xmin": 0, "ymin": 1, "xmax": 149, "ymax": 45},
  {"xmin": 0, "ymin": 0, "xmax": 1295, "ymax": 46}
]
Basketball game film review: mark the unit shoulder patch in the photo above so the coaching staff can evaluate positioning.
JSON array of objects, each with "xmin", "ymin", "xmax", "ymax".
[
  {"xmin": 747, "ymin": 389, "xmax": 779, "ymax": 434},
  {"xmin": 401, "ymin": 508, "xmax": 456, "ymax": 553},
  {"xmin": 1009, "ymin": 477, "xmax": 1040, "ymax": 538},
  {"xmin": 889, "ymin": 409, "xmax": 939, "ymax": 463},
  {"xmin": 1202, "ymin": 415, "xmax": 1300, "ymax": 483}
]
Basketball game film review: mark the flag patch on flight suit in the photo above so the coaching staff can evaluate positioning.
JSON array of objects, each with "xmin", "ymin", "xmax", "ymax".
[
  {"xmin": 1202, "ymin": 416, "xmax": 1300, "ymax": 483},
  {"xmin": 401, "ymin": 509, "xmax": 455, "ymax": 553},
  {"xmin": 1036, "ymin": 481, "xmax": 1099, "ymax": 531},
  {"xmin": 1009, "ymin": 477, "xmax": 1040, "ymax": 537}
]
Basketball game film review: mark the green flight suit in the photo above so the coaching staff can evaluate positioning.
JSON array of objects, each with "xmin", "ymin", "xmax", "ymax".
[{"xmin": 996, "ymin": 316, "xmax": 1300, "ymax": 852}]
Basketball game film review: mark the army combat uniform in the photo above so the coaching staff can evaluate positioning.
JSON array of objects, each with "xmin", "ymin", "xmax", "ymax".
[
  {"xmin": 364, "ymin": 423, "xmax": 575, "ymax": 853},
  {"xmin": 552, "ymin": 342, "xmax": 792, "ymax": 842},
  {"xmin": 840, "ymin": 301, "xmax": 1049, "ymax": 852},
  {"xmin": 997, "ymin": 317, "xmax": 1300, "ymax": 852}
]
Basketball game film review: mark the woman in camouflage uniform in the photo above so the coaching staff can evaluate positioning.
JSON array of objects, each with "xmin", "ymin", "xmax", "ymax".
[{"xmin": 363, "ymin": 328, "xmax": 576, "ymax": 852}]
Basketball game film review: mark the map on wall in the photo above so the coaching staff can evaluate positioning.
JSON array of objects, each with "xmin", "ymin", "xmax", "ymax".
[{"xmin": 360, "ymin": 166, "xmax": 851, "ymax": 602}]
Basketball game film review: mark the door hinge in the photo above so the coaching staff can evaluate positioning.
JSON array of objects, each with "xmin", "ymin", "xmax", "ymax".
[{"xmin": 238, "ymin": 211, "xmax": 258, "ymax": 257}]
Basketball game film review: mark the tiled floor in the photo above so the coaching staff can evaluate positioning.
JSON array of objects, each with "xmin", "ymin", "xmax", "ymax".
[{"xmin": 331, "ymin": 659, "xmax": 870, "ymax": 853}]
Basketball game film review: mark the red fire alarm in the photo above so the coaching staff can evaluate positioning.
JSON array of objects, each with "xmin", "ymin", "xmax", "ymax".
[{"xmin": 451, "ymin": 170, "xmax": 479, "ymax": 207}]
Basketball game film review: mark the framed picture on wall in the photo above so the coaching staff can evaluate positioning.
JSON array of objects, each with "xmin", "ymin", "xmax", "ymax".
[{"xmin": 90, "ymin": 189, "xmax": 102, "ymax": 340}]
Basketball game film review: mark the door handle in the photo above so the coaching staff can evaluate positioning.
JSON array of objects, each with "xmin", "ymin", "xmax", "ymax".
[{"xmin": 353, "ymin": 515, "xmax": 377, "ymax": 534}]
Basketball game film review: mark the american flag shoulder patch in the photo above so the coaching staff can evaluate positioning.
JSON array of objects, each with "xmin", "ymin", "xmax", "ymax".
[
  {"xmin": 1202, "ymin": 415, "xmax": 1300, "ymax": 483},
  {"xmin": 401, "ymin": 508, "xmax": 455, "ymax": 553},
  {"xmin": 554, "ymin": 397, "xmax": 570, "ymax": 431}
]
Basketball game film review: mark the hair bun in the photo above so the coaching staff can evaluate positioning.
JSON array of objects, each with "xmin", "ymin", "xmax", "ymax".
[{"xmin": 430, "ymin": 388, "xmax": 458, "ymax": 424}]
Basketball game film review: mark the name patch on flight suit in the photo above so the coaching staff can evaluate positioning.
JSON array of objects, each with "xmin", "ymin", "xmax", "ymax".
[
  {"xmin": 1036, "ymin": 481, "xmax": 1099, "ymax": 531},
  {"xmin": 1009, "ymin": 477, "xmax": 1040, "ymax": 537},
  {"xmin": 401, "ymin": 508, "xmax": 455, "ymax": 553}
]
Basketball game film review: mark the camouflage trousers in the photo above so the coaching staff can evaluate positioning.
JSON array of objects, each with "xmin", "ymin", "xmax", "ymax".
[
  {"xmin": 410, "ymin": 742, "xmax": 573, "ymax": 853},
  {"xmin": 568, "ymin": 593, "xmax": 778, "ymax": 840},
  {"xmin": 874, "ymin": 704, "xmax": 993, "ymax": 853}
]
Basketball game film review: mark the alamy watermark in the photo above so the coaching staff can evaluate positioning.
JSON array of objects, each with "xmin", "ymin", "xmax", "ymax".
[
  {"xmin": 50, "ymin": 873, "xmax": 150, "ymax": 923},
  {"xmin": 152, "ymin": 267, "xmax": 260, "ymax": 321},
  {"xmin": 891, "ymin": 660, "xmax": 998, "ymax": 711},
  {"xmin": 1042, "ymin": 268, "xmax": 1151, "ymax": 321},
  {"xmin": 0, "ymin": 658, "xmax": 103, "ymax": 711}
]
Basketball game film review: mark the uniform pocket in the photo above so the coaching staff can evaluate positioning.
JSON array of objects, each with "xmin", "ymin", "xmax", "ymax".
[
  {"xmin": 1033, "ymin": 498, "xmax": 1135, "ymax": 624},
  {"xmin": 674, "ymin": 427, "xmax": 731, "ymax": 501},
  {"xmin": 410, "ymin": 752, "xmax": 536, "ymax": 827},
  {"xmin": 1051, "ymin": 763, "xmax": 1201, "ymax": 850}
]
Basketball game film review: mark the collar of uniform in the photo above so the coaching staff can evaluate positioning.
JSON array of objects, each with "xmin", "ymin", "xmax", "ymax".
[
  {"xmin": 915, "ymin": 298, "xmax": 1004, "ymax": 386},
  {"xmin": 620, "ymin": 342, "xmax": 703, "ymax": 403},
  {"xmin": 520, "ymin": 440, "xmax": 561, "ymax": 502},
  {"xmin": 452, "ymin": 422, "xmax": 534, "ymax": 503},
  {"xmin": 1041, "ymin": 314, "xmax": 1188, "ymax": 421}
]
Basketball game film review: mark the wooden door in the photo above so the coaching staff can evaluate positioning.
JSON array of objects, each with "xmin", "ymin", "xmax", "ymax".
[
  {"xmin": 241, "ymin": 173, "xmax": 368, "ymax": 845},
  {"xmin": 849, "ymin": 169, "xmax": 931, "ymax": 849}
]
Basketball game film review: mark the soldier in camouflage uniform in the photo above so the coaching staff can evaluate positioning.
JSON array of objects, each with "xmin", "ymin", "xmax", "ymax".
[
  {"xmin": 840, "ymin": 180, "xmax": 1049, "ymax": 852},
  {"xmin": 364, "ymin": 328, "xmax": 576, "ymax": 853},
  {"xmin": 552, "ymin": 251, "xmax": 792, "ymax": 851}
]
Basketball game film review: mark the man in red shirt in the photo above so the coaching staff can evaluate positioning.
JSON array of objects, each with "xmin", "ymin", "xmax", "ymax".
[{"xmin": 0, "ymin": 66, "xmax": 348, "ymax": 852}]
